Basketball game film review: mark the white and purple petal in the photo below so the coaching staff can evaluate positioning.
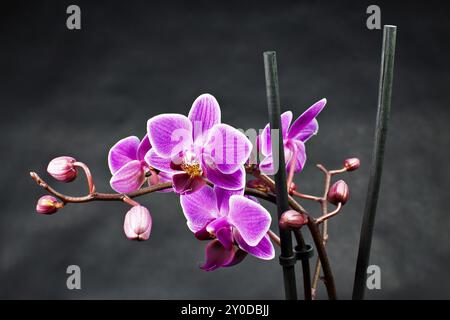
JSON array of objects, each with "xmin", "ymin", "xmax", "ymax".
[
  {"xmin": 188, "ymin": 94, "xmax": 221, "ymax": 140},
  {"xmin": 296, "ymin": 118, "xmax": 319, "ymax": 142},
  {"xmin": 259, "ymin": 123, "xmax": 271, "ymax": 157},
  {"xmin": 180, "ymin": 185, "xmax": 219, "ymax": 232},
  {"xmin": 137, "ymin": 135, "xmax": 152, "ymax": 161},
  {"xmin": 228, "ymin": 195, "xmax": 272, "ymax": 246},
  {"xmin": 259, "ymin": 155, "xmax": 276, "ymax": 175},
  {"xmin": 205, "ymin": 124, "xmax": 252, "ymax": 174},
  {"xmin": 108, "ymin": 136, "xmax": 140, "ymax": 174},
  {"xmin": 205, "ymin": 165, "xmax": 245, "ymax": 191},
  {"xmin": 281, "ymin": 111, "xmax": 293, "ymax": 138},
  {"xmin": 214, "ymin": 187, "xmax": 244, "ymax": 215},
  {"xmin": 144, "ymin": 149, "xmax": 181, "ymax": 174},
  {"xmin": 147, "ymin": 114, "xmax": 193, "ymax": 158},
  {"xmin": 288, "ymin": 98, "xmax": 326, "ymax": 140},
  {"xmin": 287, "ymin": 140, "xmax": 307, "ymax": 173},
  {"xmin": 110, "ymin": 160, "xmax": 146, "ymax": 193},
  {"xmin": 234, "ymin": 231, "xmax": 275, "ymax": 260}
]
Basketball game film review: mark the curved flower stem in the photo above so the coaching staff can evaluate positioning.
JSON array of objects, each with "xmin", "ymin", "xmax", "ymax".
[
  {"xmin": 30, "ymin": 171, "xmax": 173, "ymax": 203},
  {"xmin": 310, "ymin": 164, "xmax": 346, "ymax": 299},
  {"xmin": 290, "ymin": 190, "xmax": 321, "ymax": 202},
  {"xmin": 267, "ymin": 229, "xmax": 281, "ymax": 247},
  {"xmin": 73, "ymin": 161, "xmax": 95, "ymax": 194},
  {"xmin": 30, "ymin": 171, "xmax": 276, "ymax": 207},
  {"xmin": 316, "ymin": 202, "xmax": 342, "ymax": 224}
]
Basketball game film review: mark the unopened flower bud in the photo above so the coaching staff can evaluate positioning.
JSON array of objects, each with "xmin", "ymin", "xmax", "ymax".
[
  {"xmin": 344, "ymin": 158, "xmax": 360, "ymax": 171},
  {"xmin": 47, "ymin": 156, "xmax": 77, "ymax": 182},
  {"xmin": 123, "ymin": 205, "xmax": 152, "ymax": 241},
  {"xmin": 327, "ymin": 180, "xmax": 349, "ymax": 205},
  {"xmin": 279, "ymin": 210, "xmax": 308, "ymax": 230},
  {"xmin": 36, "ymin": 195, "xmax": 62, "ymax": 215}
]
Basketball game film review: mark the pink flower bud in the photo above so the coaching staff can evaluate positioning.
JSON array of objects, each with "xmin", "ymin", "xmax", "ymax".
[
  {"xmin": 47, "ymin": 156, "xmax": 77, "ymax": 182},
  {"xmin": 327, "ymin": 180, "xmax": 349, "ymax": 205},
  {"xmin": 36, "ymin": 195, "xmax": 62, "ymax": 215},
  {"xmin": 279, "ymin": 210, "xmax": 308, "ymax": 230},
  {"xmin": 344, "ymin": 158, "xmax": 360, "ymax": 171},
  {"xmin": 123, "ymin": 205, "xmax": 152, "ymax": 241}
]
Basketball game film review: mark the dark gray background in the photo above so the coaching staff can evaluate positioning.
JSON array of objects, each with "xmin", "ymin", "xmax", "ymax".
[{"xmin": 1, "ymin": 0, "xmax": 449, "ymax": 299}]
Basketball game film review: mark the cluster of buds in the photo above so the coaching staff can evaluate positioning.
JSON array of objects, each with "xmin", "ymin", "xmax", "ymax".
[
  {"xmin": 35, "ymin": 156, "xmax": 153, "ymax": 241},
  {"xmin": 35, "ymin": 156, "xmax": 80, "ymax": 216}
]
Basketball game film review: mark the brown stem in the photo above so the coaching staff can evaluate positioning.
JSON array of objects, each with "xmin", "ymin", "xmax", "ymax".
[
  {"xmin": 73, "ymin": 161, "xmax": 95, "ymax": 194},
  {"xmin": 267, "ymin": 229, "xmax": 281, "ymax": 247},
  {"xmin": 311, "ymin": 164, "xmax": 347, "ymax": 299},
  {"xmin": 30, "ymin": 171, "xmax": 173, "ymax": 203},
  {"xmin": 316, "ymin": 203, "xmax": 342, "ymax": 224},
  {"xmin": 291, "ymin": 190, "xmax": 321, "ymax": 202},
  {"xmin": 30, "ymin": 171, "xmax": 277, "ymax": 206}
]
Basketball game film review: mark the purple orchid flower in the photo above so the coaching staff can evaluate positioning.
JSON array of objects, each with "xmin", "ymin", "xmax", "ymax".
[
  {"xmin": 108, "ymin": 135, "xmax": 172, "ymax": 193},
  {"xmin": 258, "ymin": 98, "xmax": 326, "ymax": 174},
  {"xmin": 180, "ymin": 186, "xmax": 275, "ymax": 271},
  {"xmin": 107, "ymin": 135, "xmax": 152, "ymax": 193},
  {"xmin": 146, "ymin": 94, "xmax": 252, "ymax": 195}
]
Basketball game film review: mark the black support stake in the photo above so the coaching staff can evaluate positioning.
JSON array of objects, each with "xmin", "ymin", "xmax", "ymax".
[
  {"xmin": 263, "ymin": 51, "xmax": 298, "ymax": 300},
  {"xmin": 352, "ymin": 25, "xmax": 397, "ymax": 300}
]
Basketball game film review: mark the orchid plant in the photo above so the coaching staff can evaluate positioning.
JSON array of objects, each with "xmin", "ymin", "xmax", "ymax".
[{"xmin": 31, "ymin": 93, "xmax": 360, "ymax": 300}]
